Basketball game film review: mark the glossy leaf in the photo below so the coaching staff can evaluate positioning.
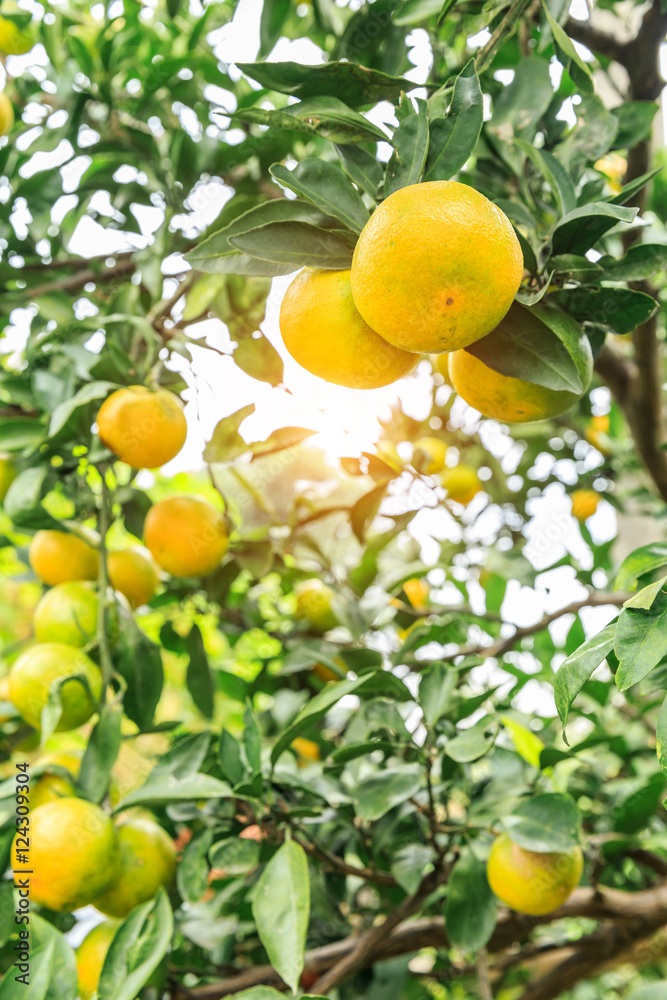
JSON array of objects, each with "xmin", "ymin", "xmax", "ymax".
[
  {"xmin": 554, "ymin": 621, "xmax": 617, "ymax": 729},
  {"xmin": 551, "ymin": 203, "xmax": 638, "ymax": 255},
  {"xmin": 556, "ymin": 287, "xmax": 658, "ymax": 336},
  {"xmin": 238, "ymin": 60, "xmax": 413, "ymax": 107},
  {"xmin": 506, "ymin": 793, "xmax": 580, "ymax": 851},
  {"xmin": 616, "ymin": 542, "xmax": 667, "ymax": 591},
  {"xmin": 230, "ymin": 221, "xmax": 354, "ymax": 268},
  {"xmin": 601, "ymin": 243, "xmax": 667, "ymax": 282},
  {"xmin": 615, "ymin": 590, "xmax": 667, "ymax": 691},
  {"xmin": 186, "ymin": 623, "xmax": 215, "ymax": 719},
  {"xmin": 385, "ymin": 94, "xmax": 429, "ymax": 195},
  {"xmin": 425, "ymin": 60, "xmax": 483, "ymax": 181},
  {"xmin": 77, "ymin": 702, "xmax": 122, "ymax": 803},
  {"xmin": 354, "ymin": 764, "xmax": 423, "ymax": 821},
  {"xmin": 204, "ymin": 403, "xmax": 255, "ymax": 464},
  {"xmin": 98, "ymin": 889, "xmax": 173, "ymax": 1000},
  {"xmin": 270, "ymin": 159, "xmax": 370, "ymax": 232},
  {"xmin": 234, "ymin": 336, "xmax": 285, "ymax": 386},
  {"xmin": 445, "ymin": 849, "xmax": 496, "ymax": 951},
  {"xmin": 234, "ymin": 97, "xmax": 388, "ymax": 144},
  {"xmin": 252, "ymin": 840, "xmax": 310, "ymax": 995}
]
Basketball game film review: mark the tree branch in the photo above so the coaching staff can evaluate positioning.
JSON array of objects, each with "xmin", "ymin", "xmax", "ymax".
[
  {"xmin": 19, "ymin": 257, "xmax": 136, "ymax": 300},
  {"xmin": 440, "ymin": 591, "xmax": 628, "ymax": 663},
  {"xmin": 564, "ymin": 18, "xmax": 628, "ymax": 66}
]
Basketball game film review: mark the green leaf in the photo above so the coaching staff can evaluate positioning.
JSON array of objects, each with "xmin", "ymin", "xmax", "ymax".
[
  {"xmin": 554, "ymin": 621, "xmax": 616, "ymax": 729},
  {"xmin": 506, "ymin": 793, "xmax": 580, "ymax": 851},
  {"xmin": 31, "ymin": 913, "xmax": 78, "ymax": 1000},
  {"xmin": 612, "ymin": 102, "xmax": 659, "ymax": 149},
  {"xmin": 626, "ymin": 985, "xmax": 667, "ymax": 1000},
  {"xmin": 0, "ymin": 417, "xmax": 44, "ymax": 451},
  {"xmin": 501, "ymin": 715, "xmax": 544, "ymax": 768},
  {"xmin": 234, "ymin": 336, "xmax": 284, "ymax": 386},
  {"xmin": 425, "ymin": 60, "xmax": 483, "ymax": 181},
  {"xmin": 224, "ymin": 990, "xmax": 285, "ymax": 1000},
  {"xmin": 186, "ymin": 624, "xmax": 215, "ymax": 719},
  {"xmin": 271, "ymin": 671, "xmax": 412, "ymax": 764},
  {"xmin": 612, "ymin": 774, "xmax": 665, "ymax": 834},
  {"xmin": 515, "ymin": 139, "xmax": 576, "ymax": 215},
  {"xmin": 623, "ymin": 575, "xmax": 667, "ymax": 610},
  {"xmin": 49, "ymin": 380, "xmax": 117, "ymax": 438},
  {"xmin": 3, "ymin": 466, "xmax": 60, "ymax": 531},
  {"xmin": 234, "ymin": 97, "xmax": 388, "ymax": 144},
  {"xmin": 77, "ymin": 703, "xmax": 122, "ymax": 803},
  {"xmin": 615, "ymin": 590, "xmax": 667, "ymax": 691},
  {"xmin": 259, "ymin": 0, "xmax": 291, "ymax": 56},
  {"xmin": 551, "ymin": 203, "xmax": 638, "ymax": 255},
  {"xmin": 151, "ymin": 732, "xmax": 211, "ymax": 782},
  {"xmin": 113, "ymin": 620, "xmax": 163, "ymax": 731},
  {"xmin": 391, "ymin": 843, "xmax": 436, "ymax": 894},
  {"xmin": 249, "ymin": 426, "xmax": 316, "ymax": 458},
  {"xmin": 464, "ymin": 302, "xmax": 590, "ymax": 394},
  {"xmin": 113, "ymin": 772, "xmax": 232, "ymax": 811},
  {"xmin": 270, "ymin": 159, "xmax": 370, "ymax": 233},
  {"xmin": 210, "ymin": 836, "xmax": 260, "ymax": 876},
  {"xmin": 542, "ymin": 4, "xmax": 594, "ymax": 93},
  {"xmin": 238, "ymin": 61, "xmax": 413, "ymax": 107},
  {"xmin": 336, "ymin": 143, "xmax": 384, "ymax": 196},
  {"xmin": 354, "ymin": 764, "xmax": 423, "ymax": 821},
  {"xmin": 555, "ymin": 287, "xmax": 658, "ymax": 336},
  {"xmin": 385, "ymin": 94, "xmax": 429, "ymax": 195},
  {"xmin": 350, "ymin": 483, "xmax": 389, "ymax": 542},
  {"xmin": 657, "ymin": 694, "xmax": 667, "ymax": 778},
  {"xmin": 178, "ymin": 828, "xmax": 214, "ymax": 903},
  {"xmin": 490, "ymin": 57, "xmax": 554, "ymax": 139},
  {"xmin": 218, "ymin": 729, "xmax": 246, "ymax": 786},
  {"xmin": 244, "ymin": 701, "xmax": 262, "ymax": 775},
  {"xmin": 204, "ymin": 403, "xmax": 255, "ymax": 464},
  {"xmin": 616, "ymin": 543, "xmax": 667, "ymax": 591},
  {"xmin": 419, "ymin": 663, "xmax": 456, "ymax": 727},
  {"xmin": 230, "ymin": 221, "xmax": 354, "ymax": 268},
  {"xmin": 98, "ymin": 889, "xmax": 173, "ymax": 1000},
  {"xmin": 0, "ymin": 939, "xmax": 54, "ymax": 1000},
  {"xmin": 610, "ymin": 167, "xmax": 661, "ymax": 206},
  {"xmin": 601, "ymin": 243, "xmax": 667, "ymax": 282},
  {"xmin": 252, "ymin": 840, "xmax": 310, "ymax": 995},
  {"xmin": 550, "ymin": 254, "xmax": 604, "ymax": 280},
  {"xmin": 393, "ymin": 0, "xmax": 443, "ymax": 23},
  {"xmin": 445, "ymin": 718, "xmax": 494, "ymax": 762},
  {"xmin": 445, "ymin": 849, "xmax": 496, "ymax": 952}
]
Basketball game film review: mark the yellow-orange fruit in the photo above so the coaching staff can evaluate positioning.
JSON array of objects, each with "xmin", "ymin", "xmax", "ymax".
[
  {"xmin": 291, "ymin": 737, "xmax": 321, "ymax": 764},
  {"xmin": 571, "ymin": 489, "xmax": 599, "ymax": 522},
  {"xmin": 144, "ymin": 495, "xmax": 228, "ymax": 577},
  {"xmin": 487, "ymin": 832, "xmax": 583, "ymax": 915},
  {"xmin": 403, "ymin": 577, "xmax": 430, "ymax": 611},
  {"xmin": 0, "ymin": 17, "xmax": 34, "ymax": 55},
  {"xmin": 33, "ymin": 581, "xmax": 98, "ymax": 647},
  {"xmin": 0, "ymin": 455, "xmax": 16, "ymax": 500},
  {"xmin": 12, "ymin": 798, "xmax": 119, "ymax": 911},
  {"xmin": 295, "ymin": 579, "xmax": 338, "ymax": 633},
  {"xmin": 107, "ymin": 548, "xmax": 160, "ymax": 608},
  {"xmin": 0, "ymin": 92, "xmax": 13, "ymax": 136},
  {"xmin": 441, "ymin": 465, "xmax": 482, "ymax": 505},
  {"xmin": 9, "ymin": 643, "xmax": 102, "ymax": 732},
  {"xmin": 96, "ymin": 386, "xmax": 187, "ymax": 469},
  {"xmin": 29, "ymin": 529, "xmax": 99, "ymax": 587},
  {"xmin": 77, "ymin": 921, "xmax": 118, "ymax": 1000},
  {"xmin": 279, "ymin": 268, "xmax": 418, "ymax": 389},
  {"xmin": 412, "ymin": 437, "xmax": 448, "ymax": 475},
  {"xmin": 94, "ymin": 815, "xmax": 176, "ymax": 918},
  {"xmin": 350, "ymin": 181, "xmax": 523, "ymax": 354}
]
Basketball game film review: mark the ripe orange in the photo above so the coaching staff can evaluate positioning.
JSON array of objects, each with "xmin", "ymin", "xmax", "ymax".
[
  {"xmin": 144, "ymin": 495, "xmax": 228, "ymax": 577},
  {"xmin": 448, "ymin": 303, "xmax": 592, "ymax": 423},
  {"xmin": 9, "ymin": 643, "xmax": 102, "ymax": 731},
  {"xmin": 107, "ymin": 548, "xmax": 160, "ymax": 608},
  {"xmin": 292, "ymin": 737, "xmax": 321, "ymax": 764},
  {"xmin": 412, "ymin": 437, "xmax": 448, "ymax": 475},
  {"xmin": 441, "ymin": 465, "xmax": 482, "ymax": 505},
  {"xmin": 0, "ymin": 456, "xmax": 16, "ymax": 500},
  {"xmin": 350, "ymin": 181, "xmax": 523, "ymax": 354},
  {"xmin": 77, "ymin": 921, "xmax": 118, "ymax": 1000},
  {"xmin": 571, "ymin": 489, "xmax": 599, "ymax": 522},
  {"xmin": 12, "ymin": 798, "xmax": 119, "ymax": 911},
  {"xmin": 403, "ymin": 577, "xmax": 430, "ymax": 611},
  {"xmin": 96, "ymin": 386, "xmax": 187, "ymax": 469},
  {"xmin": 487, "ymin": 832, "xmax": 583, "ymax": 915},
  {"xmin": 29, "ymin": 529, "xmax": 99, "ymax": 587},
  {"xmin": 0, "ymin": 92, "xmax": 13, "ymax": 136},
  {"xmin": 585, "ymin": 414, "xmax": 612, "ymax": 456},
  {"xmin": 295, "ymin": 579, "xmax": 338, "ymax": 633},
  {"xmin": 0, "ymin": 17, "xmax": 34, "ymax": 55},
  {"xmin": 313, "ymin": 660, "xmax": 345, "ymax": 683},
  {"xmin": 279, "ymin": 268, "xmax": 418, "ymax": 389},
  {"xmin": 94, "ymin": 814, "xmax": 176, "ymax": 917},
  {"xmin": 33, "ymin": 581, "xmax": 98, "ymax": 647}
]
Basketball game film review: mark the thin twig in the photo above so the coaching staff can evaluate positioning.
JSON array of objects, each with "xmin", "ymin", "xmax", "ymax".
[{"xmin": 476, "ymin": 949, "xmax": 494, "ymax": 1000}]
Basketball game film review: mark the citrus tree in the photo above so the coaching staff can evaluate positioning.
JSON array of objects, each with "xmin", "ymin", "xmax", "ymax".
[{"xmin": 1, "ymin": 1, "xmax": 667, "ymax": 999}]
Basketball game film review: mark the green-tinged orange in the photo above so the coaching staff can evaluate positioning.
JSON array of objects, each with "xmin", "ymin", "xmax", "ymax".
[
  {"xmin": 279, "ymin": 268, "xmax": 418, "ymax": 389},
  {"xmin": 412, "ymin": 437, "xmax": 448, "ymax": 475},
  {"xmin": 144, "ymin": 495, "xmax": 228, "ymax": 577},
  {"xmin": 94, "ymin": 815, "xmax": 176, "ymax": 917},
  {"xmin": 0, "ymin": 16, "xmax": 34, "ymax": 55},
  {"xmin": 33, "ymin": 581, "xmax": 98, "ymax": 647},
  {"xmin": 9, "ymin": 643, "xmax": 102, "ymax": 731},
  {"xmin": 96, "ymin": 386, "xmax": 187, "ymax": 469},
  {"xmin": 441, "ymin": 465, "xmax": 482, "ymax": 506},
  {"xmin": 107, "ymin": 547, "xmax": 160, "ymax": 608},
  {"xmin": 350, "ymin": 181, "xmax": 523, "ymax": 354},
  {"xmin": 0, "ymin": 455, "xmax": 16, "ymax": 499},
  {"xmin": 295, "ymin": 579, "xmax": 338, "ymax": 633},
  {"xmin": 77, "ymin": 921, "xmax": 118, "ymax": 1000},
  {"xmin": 12, "ymin": 799, "xmax": 119, "ymax": 911},
  {"xmin": 29, "ymin": 529, "xmax": 99, "ymax": 587},
  {"xmin": 487, "ymin": 832, "xmax": 583, "ymax": 916},
  {"xmin": 30, "ymin": 749, "xmax": 82, "ymax": 810}
]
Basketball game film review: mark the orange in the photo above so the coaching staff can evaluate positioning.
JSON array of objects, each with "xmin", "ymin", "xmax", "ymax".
[
  {"xmin": 313, "ymin": 660, "xmax": 345, "ymax": 683},
  {"xmin": 585, "ymin": 414, "xmax": 612, "ymax": 456},
  {"xmin": 9, "ymin": 643, "xmax": 102, "ymax": 731},
  {"xmin": 430, "ymin": 354, "xmax": 451, "ymax": 383},
  {"xmin": 403, "ymin": 577, "xmax": 430, "ymax": 611},
  {"xmin": 448, "ymin": 303, "xmax": 592, "ymax": 423},
  {"xmin": 412, "ymin": 437, "xmax": 448, "ymax": 475},
  {"xmin": 29, "ymin": 528, "xmax": 99, "ymax": 586},
  {"xmin": 279, "ymin": 268, "xmax": 418, "ymax": 389},
  {"xmin": 441, "ymin": 465, "xmax": 482, "ymax": 505},
  {"xmin": 0, "ymin": 17, "xmax": 34, "ymax": 55},
  {"xmin": 107, "ymin": 548, "xmax": 160, "ymax": 608},
  {"xmin": 487, "ymin": 832, "xmax": 583, "ymax": 915},
  {"xmin": 93, "ymin": 814, "xmax": 176, "ymax": 917},
  {"xmin": 77, "ymin": 921, "xmax": 118, "ymax": 1000},
  {"xmin": 144, "ymin": 495, "xmax": 228, "ymax": 577},
  {"xmin": 96, "ymin": 386, "xmax": 187, "ymax": 469},
  {"xmin": 291, "ymin": 737, "xmax": 321, "ymax": 764},
  {"xmin": 295, "ymin": 579, "xmax": 338, "ymax": 633},
  {"xmin": 31, "ymin": 749, "xmax": 82, "ymax": 810},
  {"xmin": 571, "ymin": 489, "xmax": 599, "ymax": 522},
  {"xmin": 12, "ymin": 798, "xmax": 119, "ymax": 911},
  {"xmin": 350, "ymin": 181, "xmax": 523, "ymax": 354},
  {"xmin": 33, "ymin": 581, "xmax": 98, "ymax": 647},
  {"xmin": 0, "ymin": 455, "xmax": 16, "ymax": 500}
]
